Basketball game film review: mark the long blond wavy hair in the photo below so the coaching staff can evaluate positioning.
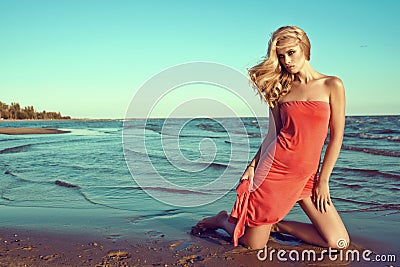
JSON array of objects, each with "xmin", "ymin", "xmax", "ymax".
[{"xmin": 248, "ymin": 26, "xmax": 311, "ymax": 107}]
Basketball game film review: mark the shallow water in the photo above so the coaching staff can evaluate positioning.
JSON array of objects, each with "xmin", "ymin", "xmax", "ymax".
[{"xmin": 0, "ymin": 116, "xmax": 399, "ymax": 241}]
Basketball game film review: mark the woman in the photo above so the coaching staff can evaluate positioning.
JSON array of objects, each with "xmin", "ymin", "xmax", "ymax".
[{"xmin": 196, "ymin": 26, "xmax": 350, "ymax": 250}]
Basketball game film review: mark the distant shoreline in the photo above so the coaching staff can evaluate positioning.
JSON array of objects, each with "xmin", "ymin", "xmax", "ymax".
[
  {"xmin": 0, "ymin": 128, "xmax": 70, "ymax": 135},
  {"xmin": 0, "ymin": 118, "xmax": 119, "ymax": 122},
  {"xmin": 0, "ymin": 118, "xmax": 76, "ymax": 122}
]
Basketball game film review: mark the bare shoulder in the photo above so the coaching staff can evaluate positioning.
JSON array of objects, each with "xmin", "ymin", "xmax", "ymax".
[
  {"xmin": 321, "ymin": 76, "xmax": 345, "ymax": 99},
  {"xmin": 323, "ymin": 76, "xmax": 344, "ymax": 90}
]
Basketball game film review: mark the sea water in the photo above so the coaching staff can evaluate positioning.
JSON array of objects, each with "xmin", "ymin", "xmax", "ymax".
[{"xmin": 0, "ymin": 116, "xmax": 399, "ymax": 240}]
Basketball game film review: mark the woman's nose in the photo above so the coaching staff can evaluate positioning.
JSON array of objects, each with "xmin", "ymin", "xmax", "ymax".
[{"xmin": 284, "ymin": 55, "xmax": 291, "ymax": 64}]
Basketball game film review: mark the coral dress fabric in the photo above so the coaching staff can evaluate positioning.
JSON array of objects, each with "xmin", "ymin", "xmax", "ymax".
[{"xmin": 229, "ymin": 101, "xmax": 330, "ymax": 246}]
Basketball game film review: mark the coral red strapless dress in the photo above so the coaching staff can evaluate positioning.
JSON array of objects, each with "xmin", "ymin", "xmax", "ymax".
[{"xmin": 229, "ymin": 101, "xmax": 330, "ymax": 246}]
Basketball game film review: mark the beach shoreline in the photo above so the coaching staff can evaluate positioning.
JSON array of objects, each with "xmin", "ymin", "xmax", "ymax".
[
  {"xmin": 0, "ymin": 226, "xmax": 370, "ymax": 267},
  {"xmin": 0, "ymin": 128, "xmax": 70, "ymax": 135},
  {"xmin": 0, "ymin": 212, "xmax": 398, "ymax": 267},
  {"xmin": 0, "ymin": 226, "xmax": 273, "ymax": 267}
]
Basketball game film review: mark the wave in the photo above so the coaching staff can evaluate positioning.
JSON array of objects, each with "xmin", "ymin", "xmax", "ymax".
[
  {"xmin": 359, "ymin": 133, "xmax": 391, "ymax": 140},
  {"xmin": 198, "ymin": 162, "xmax": 228, "ymax": 170},
  {"xmin": 1, "ymin": 171, "xmax": 26, "ymax": 202},
  {"xmin": 144, "ymin": 124, "xmax": 163, "ymax": 135},
  {"xmin": 389, "ymin": 187, "xmax": 400, "ymax": 191},
  {"xmin": 54, "ymin": 180, "xmax": 128, "ymax": 210},
  {"xmin": 333, "ymin": 197, "xmax": 400, "ymax": 213},
  {"xmin": 0, "ymin": 144, "xmax": 32, "ymax": 154},
  {"xmin": 93, "ymin": 185, "xmax": 233, "ymax": 195},
  {"xmin": 341, "ymin": 145, "xmax": 400, "ymax": 157},
  {"xmin": 388, "ymin": 136, "xmax": 400, "ymax": 142},
  {"xmin": 0, "ymin": 138, "xmax": 22, "ymax": 142},
  {"xmin": 177, "ymin": 134, "xmax": 223, "ymax": 139},
  {"xmin": 0, "ymin": 138, "xmax": 87, "ymax": 155},
  {"xmin": 133, "ymin": 120, "xmax": 262, "ymax": 139},
  {"xmin": 4, "ymin": 170, "xmax": 48, "ymax": 185},
  {"xmin": 345, "ymin": 132, "xmax": 400, "ymax": 142},
  {"xmin": 341, "ymin": 183, "xmax": 363, "ymax": 189},
  {"xmin": 332, "ymin": 197, "xmax": 378, "ymax": 206},
  {"xmin": 142, "ymin": 126, "xmax": 226, "ymax": 139},
  {"xmin": 341, "ymin": 204, "xmax": 400, "ymax": 213},
  {"xmin": 55, "ymin": 180, "xmax": 80, "ymax": 188},
  {"xmin": 211, "ymin": 162, "xmax": 228, "ymax": 169},
  {"xmin": 2, "ymin": 171, "xmax": 224, "ymax": 211},
  {"xmin": 196, "ymin": 123, "xmax": 226, "ymax": 133},
  {"xmin": 4, "ymin": 170, "xmax": 16, "ymax": 176},
  {"xmin": 229, "ymin": 131, "xmax": 262, "ymax": 138},
  {"xmin": 2, "ymin": 171, "xmax": 122, "ymax": 210},
  {"xmin": 128, "ymin": 208, "xmax": 181, "ymax": 223},
  {"xmin": 124, "ymin": 148, "xmax": 229, "ymax": 170},
  {"xmin": 335, "ymin": 167, "xmax": 400, "ymax": 180},
  {"xmin": 370, "ymin": 129, "xmax": 400, "ymax": 135},
  {"xmin": 0, "ymin": 177, "xmax": 13, "ymax": 202},
  {"xmin": 0, "ymin": 194, "xmax": 12, "ymax": 201},
  {"xmin": 139, "ymin": 186, "xmax": 209, "ymax": 195}
]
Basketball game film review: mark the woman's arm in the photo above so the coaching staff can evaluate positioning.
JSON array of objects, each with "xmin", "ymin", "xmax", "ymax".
[
  {"xmin": 241, "ymin": 106, "xmax": 282, "ymax": 181},
  {"xmin": 314, "ymin": 77, "xmax": 346, "ymax": 213}
]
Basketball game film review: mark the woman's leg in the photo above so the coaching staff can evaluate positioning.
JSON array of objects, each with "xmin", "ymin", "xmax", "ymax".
[
  {"xmin": 196, "ymin": 210, "xmax": 272, "ymax": 249},
  {"xmin": 196, "ymin": 211, "xmax": 235, "ymax": 236},
  {"xmin": 275, "ymin": 197, "xmax": 349, "ymax": 249},
  {"xmin": 240, "ymin": 224, "xmax": 272, "ymax": 249}
]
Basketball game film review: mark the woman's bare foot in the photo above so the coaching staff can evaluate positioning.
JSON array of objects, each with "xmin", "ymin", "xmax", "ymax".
[
  {"xmin": 196, "ymin": 210, "xmax": 228, "ymax": 231},
  {"xmin": 271, "ymin": 223, "xmax": 280, "ymax": 233}
]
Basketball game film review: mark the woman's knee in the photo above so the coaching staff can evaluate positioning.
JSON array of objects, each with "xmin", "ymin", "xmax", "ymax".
[
  {"xmin": 241, "ymin": 238, "xmax": 268, "ymax": 250},
  {"xmin": 239, "ymin": 225, "xmax": 271, "ymax": 250}
]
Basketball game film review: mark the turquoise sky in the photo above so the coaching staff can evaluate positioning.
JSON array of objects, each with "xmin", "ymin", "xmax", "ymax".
[{"xmin": 0, "ymin": 0, "xmax": 399, "ymax": 118}]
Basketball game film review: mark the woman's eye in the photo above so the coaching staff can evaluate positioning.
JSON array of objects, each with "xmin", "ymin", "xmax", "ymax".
[
  {"xmin": 278, "ymin": 55, "xmax": 284, "ymax": 59},
  {"xmin": 288, "ymin": 50, "xmax": 295, "ymax": 55}
]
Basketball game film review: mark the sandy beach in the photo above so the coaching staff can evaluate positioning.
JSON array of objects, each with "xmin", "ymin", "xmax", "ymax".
[
  {"xmin": 0, "ymin": 128, "xmax": 70, "ymax": 135},
  {"xmin": 1, "ymin": 214, "xmax": 397, "ymax": 267},
  {"xmin": 0, "ymin": 227, "xmax": 370, "ymax": 267}
]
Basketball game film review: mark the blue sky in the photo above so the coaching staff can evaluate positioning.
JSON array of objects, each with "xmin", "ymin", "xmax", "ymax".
[{"xmin": 0, "ymin": 0, "xmax": 399, "ymax": 118}]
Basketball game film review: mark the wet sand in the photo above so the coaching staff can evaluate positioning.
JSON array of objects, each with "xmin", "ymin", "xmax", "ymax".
[
  {"xmin": 0, "ymin": 128, "xmax": 70, "ymax": 135},
  {"xmin": 0, "ymin": 226, "xmax": 387, "ymax": 267}
]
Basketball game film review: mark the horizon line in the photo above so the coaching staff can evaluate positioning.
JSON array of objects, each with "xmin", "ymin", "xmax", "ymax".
[{"xmin": 1, "ymin": 114, "xmax": 399, "ymax": 122}]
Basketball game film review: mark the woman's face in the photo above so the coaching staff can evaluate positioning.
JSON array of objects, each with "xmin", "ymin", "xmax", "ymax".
[{"xmin": 276, "ymin": 44, "xmax": 306, "ymax": 74}]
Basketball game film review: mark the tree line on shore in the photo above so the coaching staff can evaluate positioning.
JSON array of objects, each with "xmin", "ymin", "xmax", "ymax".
[{"xmin": 0, "ymin": 101, "xmax": 71, "ymax": 120}]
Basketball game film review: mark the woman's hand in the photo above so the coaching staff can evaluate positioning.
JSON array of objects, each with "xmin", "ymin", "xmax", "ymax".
[
  {"xmin": 240, "ymin": 165, "xmax": 255, "ymax": 188},
  {"xmin": 313, "ymin": 180, "xmax": 332, "ymax": 213}
]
